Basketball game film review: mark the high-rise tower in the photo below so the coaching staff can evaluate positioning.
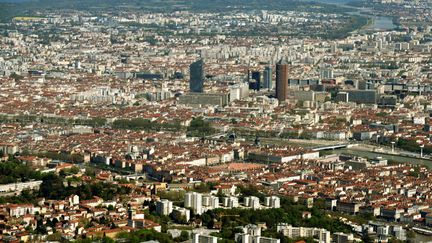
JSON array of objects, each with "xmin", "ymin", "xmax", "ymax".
[
  {"xmin": 263, "ymin": 66, "xmax": 272, "ymax": 90},
  {"xmin": 189, "ymin": 59, "xmax": 205, "ymax": 92},
  {"xmin": 276, "ymin": 59, "xmax": 289, "ymax": 102}
]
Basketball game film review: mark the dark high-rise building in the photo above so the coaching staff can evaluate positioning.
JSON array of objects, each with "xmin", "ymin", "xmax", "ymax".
[
  {"xmin": 263, "ymin": 66, "xmax": 272, "ymax": 90},
  {"xmin": 249, "ymin": 71, "xmax": 261, "ymax": 91},
  {"xmin": 190, "ymin": 59, "xmax": 205, "ymax": 92},
  {"xmin": 276, "ymin": 59, "xmax": 289, "ymax": 102}
]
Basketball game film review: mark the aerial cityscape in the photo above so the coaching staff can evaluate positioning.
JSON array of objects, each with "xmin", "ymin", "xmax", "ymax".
[{"xmin": 1, "ymin": 0, "xmax": 432, "ymax": 242}]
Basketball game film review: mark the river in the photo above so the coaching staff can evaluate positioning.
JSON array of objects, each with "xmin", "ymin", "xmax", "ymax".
[
  {"xmin": 347, "ymin": 9, "xmax": 396, "ymax": 32},
  {"xmin": 331, "ymin": 148, "xmax": 432, "ymax": 168},
  {"xmin": 414, "ymin": 233, "xmax": 432, "ymax": 243},
  {"xmin": 312, "ymin": 0, "xmax": 396, "ymax": 31}
]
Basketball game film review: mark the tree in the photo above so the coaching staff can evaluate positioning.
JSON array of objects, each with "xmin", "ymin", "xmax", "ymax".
[
  {"xmin": 175, "ymin": 231, "xmax": 189, "ymax": 242},
  {"xmin": 35, "ymin": 218, "xmax": 47, "ymax": 234},
  {"xmin": 39, "ymin": 173, "xmax": 65, "ymax": 199},
  {"xmin": 406, "ymin": 230, "xmax": 415, "ymax": 239},
  {"xmin": 46, "ymin": 232, "xmax": 62, "ymax": 241},
  {"xmin": 187, "ymin": 117, "xmax": 216, "ymax": 137},
  {"xmin": 102, "ymin": 237, "xmax": 116, "ymax": 243},
  {"xmin": 0, "ymin": 159, "xmax": 42, "ymax": 185},
  {"xmin": 361, "ymin": 233, "xmax": 373, "ymax": 243},
  {"xmin": 10, "ymin": 73, "xmax": 24, "ymax": 81},
  {"xmin": 170, "ymin": 210, "xmax": 187, "ymax": 224}
]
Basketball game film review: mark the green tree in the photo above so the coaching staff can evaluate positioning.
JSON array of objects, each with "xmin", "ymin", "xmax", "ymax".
[
  {"xmin": 39, "ymin": 173, "xmax": 65, "ymax": 199},
  {"xmin": 175, "ymin": 231, "xmax": 189, "ymax": 242},
  {"xmin": 187, "ymin": 117, "xmax": 216, "ymax": 137}
]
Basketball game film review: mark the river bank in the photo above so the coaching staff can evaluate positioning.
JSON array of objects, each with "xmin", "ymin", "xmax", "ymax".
[{"xmin": 311, "ymin": 0, "xmax": 396, "ymax": 31}]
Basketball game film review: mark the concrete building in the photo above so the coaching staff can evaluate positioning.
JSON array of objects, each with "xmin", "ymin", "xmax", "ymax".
[
  {"xmin": 156, "ymin": 199, "xmax": 173, "ymax": 216},
  {"xmin": 0, "ymin": 181, "xmax": 43, "ymax": 194},
  {"xmin": 336, "ymin": 201, "xmax": 361, "ymax": 215},
  {"xmin": 333, "ymin": 232, "xmax": 354, "ymax": 243},
  {"xmin": 223, "ymin": 196, "xmax": 239, "ymax": 208},
  {"xmin": 277, "ymin": 224, "xmax": 331, "ymax": 243},
  {"xmin": 264, "ymin": 196, "xmax": 280, "ymax": 208},
  {"xmin": 244, "ymin": 196, "xmax": 260, "ymax": 210},
  {"xmin": 193, "ymin": 233, "xmax": 218, "ymax": 243},
  {"xmin": 241, "ymin": 224, "xmax": 262, "ymax": 236},
  {"xmin": 235, "ymin": 225, "xmax": 280, "ymax": 243},
  {"xmin": 320, "ymin": 68, "xmax": 334, "ymax": 79},
  {"xmin": 229, "ymin": 82, "xmax": 249, "ymax": 102},
  {"xmin": 179, "ymin": 92, "xmax": 229, "ymax": 107},
  {"xmin": 345, "ymin": 90, "xmax": 378, "ymax": 104},
  {"xmin": 184, "ymin": 192, "xmax": 203, "ymax": 215},
  {"xmin": 0, "ymin": 143, "xmax": 19, "ymax": 155},
  {"xmin": 203, "ymin": 195, "xmax": 220, "ymax": 209},
  {"xmin": 173, "ymin": 206, "xmax": 191, "ymax": 222}
]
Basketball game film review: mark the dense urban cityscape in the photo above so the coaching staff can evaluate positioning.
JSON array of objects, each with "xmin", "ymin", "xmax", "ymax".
[{"xmin": 1, "ymin": 0, "xmax": 432, "ymax": 242}]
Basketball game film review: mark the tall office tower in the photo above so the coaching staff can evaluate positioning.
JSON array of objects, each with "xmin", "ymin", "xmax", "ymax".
[
  {"xmin": 189, "ymin": 59, "xmax": 205, "ymax": 92},
  {"xmin": 263, "ymin": 66, "xmax": 272, "ymax": 90},
  {"xmin": 249, "ymin": 71, "xmax": 261, "ymax": 91},
  {"xmin": 276, "ymin": 59, "xmax": 289, "ymax": 102}
]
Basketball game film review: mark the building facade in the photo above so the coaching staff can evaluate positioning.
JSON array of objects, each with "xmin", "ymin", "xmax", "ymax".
[
  {"xmin": 275, "ymin": 60, "xmax": 289, "ymax": 102},
  {"xmin": 190, "ymin": 59, "xmax": 205, "ymax": 93}
]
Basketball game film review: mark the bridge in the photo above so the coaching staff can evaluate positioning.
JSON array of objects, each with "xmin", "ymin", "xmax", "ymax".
[
  {"xmin": 311, "ymin": 143, "xmax": 351, "ymax": 151},
  {"xmin": 412, "ymin": 227, "xmax": 432, "ymax": 236},
  {"xmin": 113, "ymin": 173, "xmax": 147, "ymax": 182}
]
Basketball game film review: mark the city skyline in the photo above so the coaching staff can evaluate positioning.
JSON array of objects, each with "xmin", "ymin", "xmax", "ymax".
[{"xmin": 0, "ymin": 0, "xmax": 432, "ymax": 242}]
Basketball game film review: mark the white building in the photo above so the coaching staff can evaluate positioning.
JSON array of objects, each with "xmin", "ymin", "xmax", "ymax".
[
  {"xmin": 235, "ymin": 234, "xmax": 280, "ymax": 243},
  {"xmin": 156, "ymin": 199, "xmax": 173, "ymax": 216},
  {"xmin": 210, "ymin": 196, "xmax": 219, "ymax": 209},
  {"xmin": 277, "ymin": 224, "xmax": 331, "ymax": 243},
  {"xmin": 223, "ymin": 196, "xmax": 239, "ymax": 208},
  {"xmin": 0, "ymin": 180, "xmax": 43, "ymax": 194},
  {"xmin": 241, "ymin": 224, "xmax": 262, "ymax": 236},
  {"xmin": 185, "ymin": 192, "xmax": 203, "ymax": 215},
  {"xmin": 193, "ymin": 233, "xmax": 218, "ymax": 243},
  {"xmin": 333, "ymin": 232, "xmax": 354, "ymax": 243},
  {"xmin": 67, "ymin": 195, "xmax": 80, "ymax": 206},
  {"xmin": 173, "ymin": 206, "xmax": 191, "ymax": 222},
  {"xmin": 7, "ymin": 204, "xmax": 40, "ymax": 218},
  {"xmin": 229, "ymin": 82, "xmax": 249, "ymax": 102},
  {"xmin": 264, "ymin": 196, "xmax": 280, "ymax": 208},
  {"xmin": 244, "ymin": 196, "xmax": 261, "ymax": 210}
]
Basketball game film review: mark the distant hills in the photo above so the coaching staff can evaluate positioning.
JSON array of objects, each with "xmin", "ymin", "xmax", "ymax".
[{"xmin": 0, "ymin": 0, "xmax": 356, "ymax": 22}]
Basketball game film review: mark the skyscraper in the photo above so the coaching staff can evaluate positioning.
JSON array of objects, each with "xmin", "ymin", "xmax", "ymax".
[
  {"xmin": 263, "ymin": 66, "xmax": 272, "ymax": 90},
  {"xmin": 276, "ymin": 60, "xmax": 289, "ymax": 102},
  {"xmin": 249, "ymin": 71, "xmax": 261, "ymax": 91},
  {"xmin": 189, "ymin": 59, "xmax": 205, "ymax": 92}
]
